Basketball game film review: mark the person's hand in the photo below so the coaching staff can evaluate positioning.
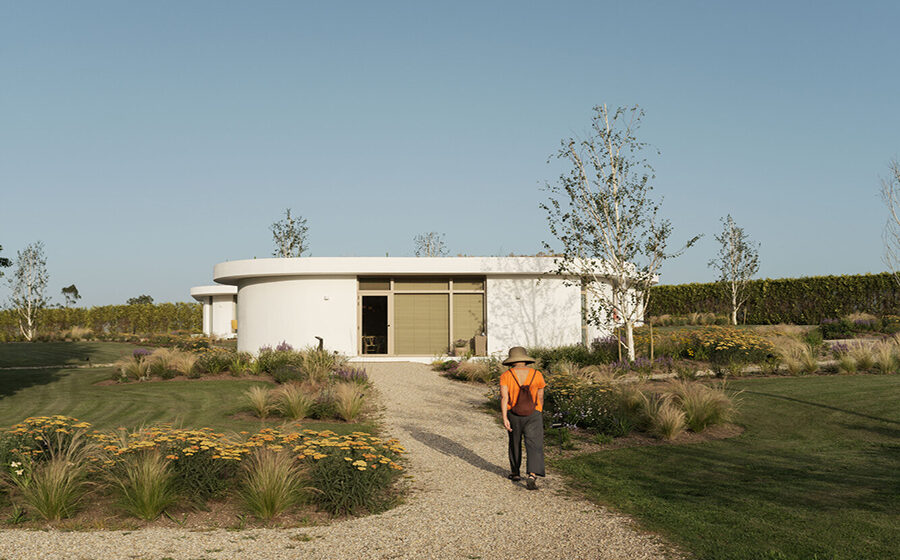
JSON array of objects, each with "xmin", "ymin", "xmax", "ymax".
[{"xmin": 503, "ymin": 416, "xmax": 511, "ymax": 432}]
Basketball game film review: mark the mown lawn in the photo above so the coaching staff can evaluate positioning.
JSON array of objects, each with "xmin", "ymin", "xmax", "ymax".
[
  {"xmin": 0, "ymin": 366, "xmax": 373, "ymax": 434},
  {"xmin": 554, "ymin": 375, "xmax": 900, "ymax": 560},
  {"xmin": 0, "ymin": 341, "xmax": 139, "ymax": 368}
]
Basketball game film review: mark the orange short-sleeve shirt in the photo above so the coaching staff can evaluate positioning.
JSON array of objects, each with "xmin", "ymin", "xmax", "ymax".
[{"xmin": 500, "ymin": 368, "xmax": 546, "ymax": 413}]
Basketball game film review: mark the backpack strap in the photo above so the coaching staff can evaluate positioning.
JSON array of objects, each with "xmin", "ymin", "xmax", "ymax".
[{"xmin": 508, "ymin": 368, "xmax": 535, "ymax": 387}]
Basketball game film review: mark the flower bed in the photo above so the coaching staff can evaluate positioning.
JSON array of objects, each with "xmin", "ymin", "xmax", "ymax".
[{"xmin": 0, "ymin": 416, "xmax": 404, "ymax": 523}]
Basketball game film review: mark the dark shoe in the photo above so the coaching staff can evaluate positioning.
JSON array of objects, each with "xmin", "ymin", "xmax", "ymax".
[
  {"xmin": 507, "ymin": 473, "xmax": 522, "ymax": 481},
  {"xmin": 526, "ymin": 474, "xmax": 537, "ymax": 490}
]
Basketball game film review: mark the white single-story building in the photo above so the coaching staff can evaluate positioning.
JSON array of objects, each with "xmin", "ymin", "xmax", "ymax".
[
  {"xmin": 190, "ymin": 285, "xmax": 238, "ymax": 339},
  {"xmin": 194, "ymin": 256, "xmax": 624, "ymax": 360}
]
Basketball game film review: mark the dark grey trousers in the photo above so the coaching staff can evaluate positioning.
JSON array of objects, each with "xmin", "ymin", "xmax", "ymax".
[{"xmin": 508, "ymin": 411, "xmax": 545, "ymax": 477}]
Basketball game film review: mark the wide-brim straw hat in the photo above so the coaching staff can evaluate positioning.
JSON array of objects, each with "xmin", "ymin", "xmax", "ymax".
[{"xmin": 502, "ymin": 346, "xmax": 536, "ymax": 366}]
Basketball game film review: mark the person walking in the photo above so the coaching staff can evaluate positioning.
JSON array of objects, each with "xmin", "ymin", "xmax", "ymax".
[{"xmin": 499, "ymin": 346, "xmax": 546, "ymax": 490}]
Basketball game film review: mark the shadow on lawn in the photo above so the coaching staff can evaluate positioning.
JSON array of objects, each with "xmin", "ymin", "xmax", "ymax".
[
  {"xmin": 0, "ymin": 367, "xmax": 66, "ymax": 400},
  {"xmin": 402, "ymin": 424, "xmax": 508, "ymax": 477},
  {"xmin": 740, "ymin": 390, "xmax": 900, "ymax": 425},
  {"xmin": 590, "ymin": 439, "xmax": 900, "ymax": 516}
]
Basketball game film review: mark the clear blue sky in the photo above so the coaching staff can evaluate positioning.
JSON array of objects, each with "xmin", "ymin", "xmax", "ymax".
[{"xmin": 2, "ymin": 1, "xmax": 898, "ymax": 306}]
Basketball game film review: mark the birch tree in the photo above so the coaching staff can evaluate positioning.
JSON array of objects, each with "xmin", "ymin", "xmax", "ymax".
[
  {"xmin": 8, "ymin": 241, "xmax": 50, "ymax": 341},
  {"xmin": 414, "ymin": 232, "xmax": 448, "ymax": 257},
  {"xmin": 708, "ymin": 215, "xmax": 760, "ymax": 325},
  {"xmin": 542, "ymin": 105, "xmax": 699, "ymax": 361},
  {"xmin": 271, "ymin": 208, "xmax": 309, "ymax": 258},
  {"xmin": 881, "ymin": 160, "xmax": 900, "ymax": 285}
]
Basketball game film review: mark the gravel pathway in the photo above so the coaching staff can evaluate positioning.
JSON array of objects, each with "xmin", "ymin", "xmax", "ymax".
[{"xmin": 0, "ymin": 362, "xmax": 680, "ymax": 560}]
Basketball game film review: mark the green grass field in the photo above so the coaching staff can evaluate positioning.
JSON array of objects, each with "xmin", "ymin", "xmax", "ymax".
[
  {"xmin": 0, "ymin": 341, "xmax": 140, "ymax": 368},
  {"xmin": 0, "ymin": 366, "xmax": 373, "ymax": 434},
  {"xmin": 554, "ymin": 375, "xmax": 900, "ymax": 560}
]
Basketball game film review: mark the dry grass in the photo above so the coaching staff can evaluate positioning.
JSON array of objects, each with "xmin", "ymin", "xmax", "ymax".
[
  {"xmin": 244, "ymin": 386, "xmax": 273, "ymax": 419},
  {"xmin": 238, "ymin": 448, "xmax": 308, "ymax": 521},
  {"xmin": 276, "ymin": 383, "xmax": 315, "ymax": 420},
  {"xmin": 665, "ymin": 380, "xmax": 735, "ymax": 432},
  {"xmin": 333, "ymin": 382, "xmax": 367, "ymax": 422},
  {"xmin": 643, "ymin": 395, "xmax": 686, "ymax": 440},
  {"xmin": 771, "ymin": 336, "xmax": 818, "ymax": 375},
  {"xmin": 757, "ymin": 323, "xmax": 809, "ymax": 339},
  {"xmin": 871, "ymin": 340, "xmax": 897, "ymax": 374},
  {"xmin": 114, "ymin": 355, "xmax": 150, "ymax": 381},
  {"xmin": 456, "ymin": 360, "xmax": 494, "ymax": 384},
  {"xmin": 847, "ymin": 342, "xmax": 875, "ymax": 371},
  {"xmin": 845, "ymin": 312, "xmax": 878, "ymax": 322}
]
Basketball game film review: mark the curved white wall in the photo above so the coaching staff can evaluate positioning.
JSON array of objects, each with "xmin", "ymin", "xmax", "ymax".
[
  {"xmin": 486, "ymin": 276, "xmax": 583, "ymax": 355},
  {"xmin": 236, "ymin": 275, "xmax": 357, "ymax": 355},
  {"xmin": 210, "ymin": 294, "xmax": 236, "ymax": 338}
]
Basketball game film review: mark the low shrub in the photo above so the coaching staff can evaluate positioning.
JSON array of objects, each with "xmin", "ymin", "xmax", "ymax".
[
  {"xmin": 299, "ymin": 432, "xmax": 404, "ymax": 515},
  {"xmin": 257, "ymin": 347, "xmax": 295, "ymax": 373},
  {"xmin": 271, "ymin": 364, "xmax": 303, "ymax": 384},
  {"xmin": 229, "ymin": 352, "xmax": 253, "ymax": 376},
  {"xmin": 819, "ymin": 318, "xmax": 854, "ymax": 339},
  {"xmin": 300, "ymin": 347, "xmax": 345, "ymax": 384},
  {"xmin": 333, "ymin": 366, "xmax": 368, "ymax": 384},
  {"xmin": 195, "ymin": 348, "xmax": 235, "ymax": 375},
  {"xmin": 544, "ymin": 375, "xmax": 631, "ymax": 435},
  {"xmin": 239, "ymin": 448, "xmax": 307, "ymax": 521}
]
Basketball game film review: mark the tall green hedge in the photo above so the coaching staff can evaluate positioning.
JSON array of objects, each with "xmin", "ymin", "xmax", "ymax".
[
  {"xmin": 648, "ymin": 272, "xmax": 900, "ymax": 325},
  {"xmin": 0, "ymin": 302, "xmax": 201, "ymax": 341}
]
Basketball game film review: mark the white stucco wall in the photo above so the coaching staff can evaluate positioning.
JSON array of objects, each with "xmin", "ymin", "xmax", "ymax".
[
  {"xmin": 191, "ymin": 285, "xmax": 237, "ymax": 339},
  {"xmin": 236, "ymin": 276, "xmax": 357, "ymax": 355},
  {"xmin": 486, "ymin": 276, "xmax": 583, "ymax": 355},
  {"xmin": 210, "ymin": 295, "xmax": 236, "ymax": 338}
]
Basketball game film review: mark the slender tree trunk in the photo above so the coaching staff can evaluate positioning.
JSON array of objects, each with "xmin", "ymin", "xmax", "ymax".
[
  {"xmin": 625, "ymin": 320, "xmax": 635, "ymax": 362},
  {"xmin": 649, "ymin": 318, "xmax": 654, "ymax": 361},
  {"xmin": 731, "ymin": 282, "xmax": 738, "ymax": 325}
]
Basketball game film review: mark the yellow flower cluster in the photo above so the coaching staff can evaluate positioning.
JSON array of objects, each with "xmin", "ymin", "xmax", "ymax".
[
  {"xmin": 3, "ymin": 415, "xmax": 92, "ymax": 458},
  {"xmin": 3, "ymin": 417, "xmax": 405, "ymax": 473}
]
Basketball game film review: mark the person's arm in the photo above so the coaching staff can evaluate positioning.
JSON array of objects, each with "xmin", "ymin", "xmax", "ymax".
[
  {"xmin": 537, "ymin": 387, "xmax": 545, "ymax": 410},
  {"xmin": 500, "ymin": 384, "xmax": 512, "ymax": 432}
]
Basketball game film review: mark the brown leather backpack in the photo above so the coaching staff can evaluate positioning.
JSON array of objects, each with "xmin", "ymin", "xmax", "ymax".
[{"xmin": 509, "ymin": 368, "xmax": 536, "ymax": 416}]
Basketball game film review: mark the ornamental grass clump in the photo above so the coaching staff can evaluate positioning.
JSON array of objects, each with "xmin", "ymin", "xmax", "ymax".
[
  {"xmin": 665, "ymin": 380, "xmax": 735, "ymax": 432},
  {"xmin": 771, "ymin": 337, "xmax": 818, "ymax": 375},
  {"xmin": 6, "ymin": 423, "xmax": 97, "ymax": 521},
  {"xmin": 276, "ymin": 383, "xmax": 315, "ymax": 420},
  {"xmin": 111, "ymin": 450, "xmax": 177, "ymax": 520},
  {"xmin": 238, "ymin": 448, "xmax": 308, "ymax": 521},
  {"xmin": 456, "ymin": 360, "xmax": 493, "ymax": 384},
  {"xmin": 871, "ymin": 339, "xmax": 897, "ymax": 374},
  {"xmin": 643, "ymin": 396, "xmax": 686, "ymax": 440},
  {"xmin": 245, "ymin": 386, "xmax": 273, "ymax": 419},
  {"xmin": 333, "ymin": 382, "xmax": 367, "ymax": 422},
  {"xmin": 114, "ymin": 354, "xmax": 150, "ymax": 382},
  {"xmin": 847, "ymin": 342, "xmax": 875, "ymax": 371}
]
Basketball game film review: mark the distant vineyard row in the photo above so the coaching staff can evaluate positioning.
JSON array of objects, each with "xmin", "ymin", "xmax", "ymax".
[{"xmin": 0, "ymin": 302, "xmax": 201, "ymax": 342}]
